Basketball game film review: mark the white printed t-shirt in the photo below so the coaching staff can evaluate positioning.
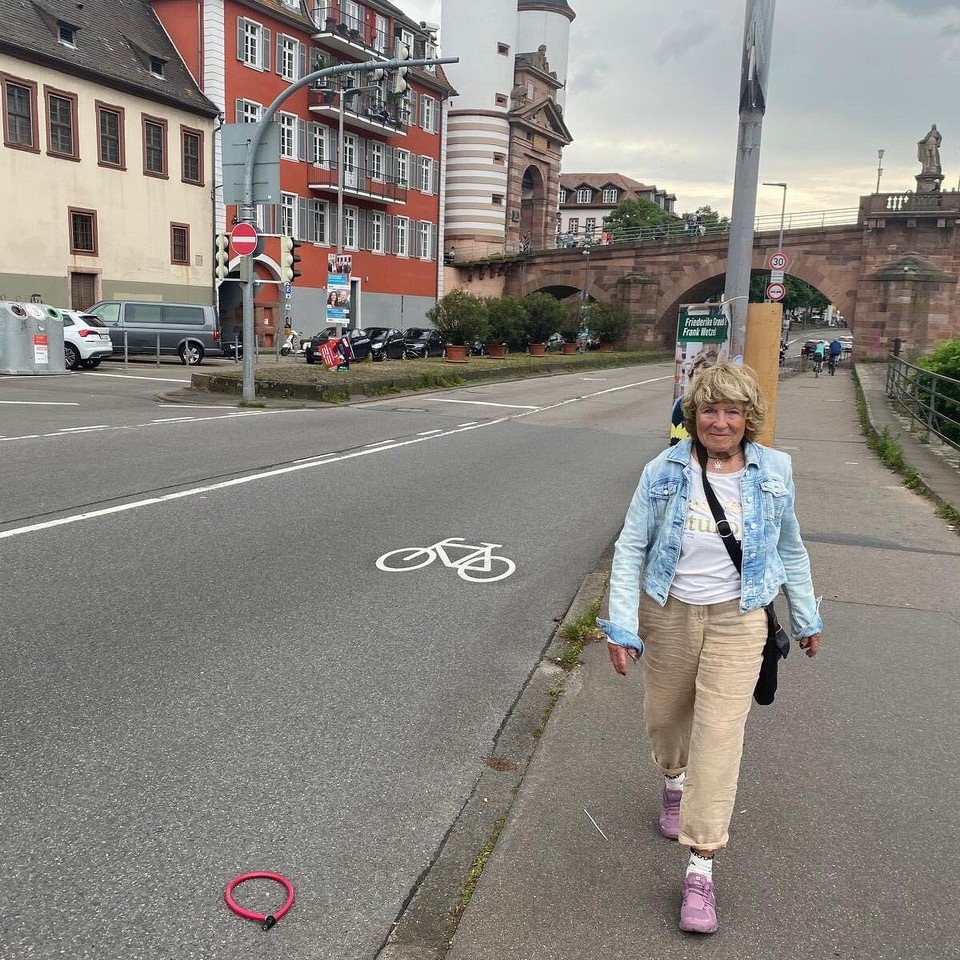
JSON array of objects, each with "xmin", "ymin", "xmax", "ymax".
[{"xmin": 669, "ymin": 466, "xmax": 744, "ymax": 605}]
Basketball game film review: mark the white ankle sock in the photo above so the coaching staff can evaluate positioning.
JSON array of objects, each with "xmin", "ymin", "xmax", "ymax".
[
  {"xmin": 686, "ymin": 851, "xmax": 714, "ymax": 880},
  {"xmin": 665, "ymin": 772, "xmax": 685, "ymax": 791}
]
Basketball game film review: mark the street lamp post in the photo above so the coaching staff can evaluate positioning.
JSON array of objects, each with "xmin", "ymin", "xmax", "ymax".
[
  {"xmin": 581, "ymin": 240, "xmax": 592, "ymax": 324},
  {"xmin": 876, "ymin": 149, "xmax": 885, "ymax": 194},
  {"xmin": 762, "ymin": 181, "xmax": 787, "ymax": 255}
]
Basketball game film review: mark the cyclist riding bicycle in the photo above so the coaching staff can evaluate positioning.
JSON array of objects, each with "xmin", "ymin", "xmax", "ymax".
[
  {"xmin": 828, "ymin": 338, "xmax": 842, "ymax": 376},
  {"xmin": 812, "ymin": 341, "xmax": 826, "ymax": 375}
]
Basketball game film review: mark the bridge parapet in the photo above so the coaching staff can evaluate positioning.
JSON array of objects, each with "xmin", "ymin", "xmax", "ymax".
[{"xmin": 863, "ymin": 192, "xmax": 960, "ymax": 217}]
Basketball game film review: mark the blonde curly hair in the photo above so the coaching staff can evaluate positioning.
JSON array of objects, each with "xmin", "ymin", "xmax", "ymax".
[{"xmin": 681, "ymin": 362, "xmax": 767, "ymax": 444}]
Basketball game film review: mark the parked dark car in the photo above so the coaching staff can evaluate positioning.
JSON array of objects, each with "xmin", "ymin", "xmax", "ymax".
[
  {"xmin": 304, "ymin": 326, "xmax": 372, "ymax": 364},
  {"xmin": 366, "ymin": 327, "xmax": 406, "ymax": 361},
  {"xmin": 800, "ymin": 338, "xmax": 828, "ymax": 357},
  {"xmin": 402, "ymin": 327, "xmax": 445, "ymax": 358}
]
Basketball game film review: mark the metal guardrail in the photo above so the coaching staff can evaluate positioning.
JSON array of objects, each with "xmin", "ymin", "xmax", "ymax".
[
  {"xmin": 541, "ymin": 208, "xmax": 862, "ymax": 254},
  {"xmin": 886, "ymin": 355, "xmax": 960, "ymax": 455}
]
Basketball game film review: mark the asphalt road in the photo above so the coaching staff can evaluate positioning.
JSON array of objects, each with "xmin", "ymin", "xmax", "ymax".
[{"xmin": 0, "ymin": 359, "xmax": 676, "ymax": 960}]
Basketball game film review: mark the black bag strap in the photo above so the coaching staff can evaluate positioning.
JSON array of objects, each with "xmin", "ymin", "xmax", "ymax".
[{"xmin": 695, "ymin": 441, "xmax": 743, "ymax": 573}]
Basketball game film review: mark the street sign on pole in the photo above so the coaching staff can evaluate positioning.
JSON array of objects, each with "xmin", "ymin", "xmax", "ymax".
[
  {"xmin": 768, "ymin": 251, "xmax": 788, "ymax": 271},
  {"xmin": 231, "ymin": 222, "xmax": 260, "ymax": 258},
  {"xmin": 766, "ymin": 281, "xmax": 786, "ymax": 301}
]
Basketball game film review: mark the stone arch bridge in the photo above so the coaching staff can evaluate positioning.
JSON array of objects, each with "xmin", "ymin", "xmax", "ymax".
[{"xmin": 454, "ymin": 193, "xmax": 960, "ymax": 359}]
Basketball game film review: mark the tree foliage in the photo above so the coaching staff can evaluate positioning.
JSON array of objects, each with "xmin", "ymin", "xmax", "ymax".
[
  {"xmin": 749, "ymin": 274, "xmax": 829, "ymax": 318},
  {"xmin": 603, "ymin": 198, "xmax": 675, "ymax": 240},
  {"xmin": 521, "ymin": 292, "xmax": 565, "ymax": 344}
]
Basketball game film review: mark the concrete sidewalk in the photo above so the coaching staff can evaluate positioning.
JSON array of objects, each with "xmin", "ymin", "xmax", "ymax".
[{"xmin": 423, "ymin": 363, "xmax": 960, "ymax": 960}]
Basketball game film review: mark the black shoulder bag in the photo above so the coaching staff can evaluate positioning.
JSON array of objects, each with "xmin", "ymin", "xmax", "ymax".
[{"xmin": 695, "ymin": 443, "xmax": 790, "ymax": 706}]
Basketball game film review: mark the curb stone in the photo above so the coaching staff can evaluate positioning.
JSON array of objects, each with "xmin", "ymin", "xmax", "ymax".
[{"xmin": 373, "ymin": 564, "xmax": 611, "ymax": 960}]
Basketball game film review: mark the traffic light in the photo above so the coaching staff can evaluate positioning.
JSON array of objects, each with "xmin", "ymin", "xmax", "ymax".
[
  {"xmin": 391, "ymin": 38, "xmax": 410, "ymax": 95},
  {"xmin": 214, "ymin": 233, "xmax": 230, "ymax": 280},
  {"xmin": 280, "ymin": 235, "xmax": 302, "ymax": 283}
]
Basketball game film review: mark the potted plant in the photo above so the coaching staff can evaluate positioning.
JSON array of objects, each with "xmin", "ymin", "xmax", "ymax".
[
  {"xmin": 590, "ymin": 300, "xmax": 631, "ymax": 351},
  {"xmin": 558, "ymin": 300, "xmax": 584, "ymax": 355},
  {"xmin": 425, "ymin": 290, "xmax": 489, "ymax": 362},
  {"xmin": 520, "ymin": 292, "xmax": 564, "ymax": 356},
  {"xmin": 484, "ymin": 296, "xmax": 525, "ymax": 359}
]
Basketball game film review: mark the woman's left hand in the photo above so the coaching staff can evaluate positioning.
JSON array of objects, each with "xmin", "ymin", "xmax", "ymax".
[{"xmin": 798, "ymin": 632, "xmax": 821, "ymax": 657}]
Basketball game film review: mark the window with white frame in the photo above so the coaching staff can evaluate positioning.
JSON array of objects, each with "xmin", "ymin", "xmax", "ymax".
[
  {"xmin": 420, "ymin": 95, "xmax": 437, "ymax": 134},
  {"xmin": 369, "ymin": 211, "xmax": 385, "ymax": 253},
  {"xmin": 559, "ymin": 188, "xmax": 567, "ymax": 203},
  {"xmin": 417, "ymin": 221, "xmax": 433, "ymax": 260},
  {"xmin": 369, "ymin": 141, "xmax": 384, "ymax": 181},
  {"xmin": 236, "ymin": 99, "xmax": 261, "ymax": 123},
  {"xmin": 238, "ymin": 18, "xmax": 270, "ymax": 70},
  {"xmin": 280, "ymin": 193, "xmax": 297, "ymax": 237},
  {"xmin": 602, "ymin": 187, "xmax": 618, "ymax": 204},
  {"xmin": 343, "ymin": 206, "xmax": 358, "ymax": 249},
  {"xmin": 279, "ymin": 113, "xmax": 297, "ymax": 159},
  {"xmin": 311, "ymin": 123, "xmax": 328, "ymax": 165},
  {"xmin": 418, "ymin": 156, "xmax": 433, "ymax": 193},
  {"xmin": 395, "ymin": 216, "xmax": 409, "ymax": 256},
  {"xmin": 400, "ymin": 28, "xmax": 414, "ymax": 51},
  {"xmin": 568, "ymin": 217, "xmax": 579, "ymax": 234},
  {"xmin": 308, "ymin": 199, "xmax": 328, "ymax": 244},
  {"xmin": 373, "ymin": 15, "xmax": 387, "ymax": 52},
  {"xmin": 576, "ymin": 187, "xmax": 592, "ymax": 203},
  {"xmin": 396, "ymin": 149, "xmax": 409, "ymax": 186},
  {"xmin": 277, "ymin": 36, "xmax": 300, "ymax": 81},
  {"xmin": 343, "ymin": 0, "xmax": 363, "ymax": 33}
]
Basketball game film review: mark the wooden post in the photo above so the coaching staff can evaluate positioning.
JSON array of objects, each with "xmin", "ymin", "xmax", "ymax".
[{"xmin": 743, "ymin": 302, "xmax": 782, "ymax": 446}]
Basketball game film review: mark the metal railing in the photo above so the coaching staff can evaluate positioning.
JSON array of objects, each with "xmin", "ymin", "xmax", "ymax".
[
  {"xmin": 307, "ymin": 160, "xmax": 408, "ymax": 203},
  {"xmin": 886, "ymin": 355, "xmax": 960, "ymax": 455},
  {"xmin": 547, "ymin": 207, "xmax": 862, "ymax": 252}
]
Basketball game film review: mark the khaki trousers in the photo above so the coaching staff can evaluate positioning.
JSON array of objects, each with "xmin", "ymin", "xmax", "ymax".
[{"xmin": 640, "ymin": 594, "xmax": 767, "ymax": 850}]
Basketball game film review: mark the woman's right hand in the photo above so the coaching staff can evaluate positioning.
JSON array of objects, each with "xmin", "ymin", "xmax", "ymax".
[{"xmin": 608, "ymin": 642, "xmax": 640, "ymax": 676}]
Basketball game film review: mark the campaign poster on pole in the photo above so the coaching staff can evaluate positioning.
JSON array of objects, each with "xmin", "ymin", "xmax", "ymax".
[
  {"xmin": 669, "ymin": 303, "xmax": 731, "ymax": 444},
  {"xmin": 325, "ymin": 253, "xmax": 352, "ymax": 324}
]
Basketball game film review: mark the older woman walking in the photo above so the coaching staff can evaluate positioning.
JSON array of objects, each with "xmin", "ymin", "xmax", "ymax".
[{"xmin": 599, "ymin": 362, "xmax": 822, "ymax": 934}]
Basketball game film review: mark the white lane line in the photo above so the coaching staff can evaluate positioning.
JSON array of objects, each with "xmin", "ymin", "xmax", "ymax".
[
  {"xmin": 417, "ymin": 429, "xmax": 443, "ymax": 436},
  {"xmin": 56, "ymin": 425, "xmax": 110, "ymax": 433},
  {"xmin": 0, "ymin": 400, "xmax": 80, "ymax": 406},
  {"xmin": 151, "ymin": 417, "xmax": 198, "ymax": 423},
  {"xmin": 426, "ymin": 398, "xmax": 541, "ymax": 410},
  {"xmin": 365, "ymin": 438, "xmax": 398, "ymax": 447},
  {"xmin": 0, "ymin": 374, "xmax": 671, "ymax": 541},
  {"xmin": 86, "ymin": 372, "xmax": 189, "ymax": 383},
  {"xmin": 457, "ymin": 421, "xmax": 478, "ymax": 427}
]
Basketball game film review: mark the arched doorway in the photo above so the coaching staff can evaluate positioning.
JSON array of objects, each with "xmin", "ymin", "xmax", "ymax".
[{"xmin": 520, "ymin": 165, "xmax": 547, "ymax": 250}]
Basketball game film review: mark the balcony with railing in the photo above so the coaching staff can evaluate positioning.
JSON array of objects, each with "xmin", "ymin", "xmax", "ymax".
[
  {"xmin": 308, "ymin": 160, "xmax": 408, "ymax": 204},
  {"xmin": 308, "ymin": 88, "xmax": 407, "ymax": 137},
  {"xmin": 311, "ymin": 2, "xmax": 390, "ymax": 60}
]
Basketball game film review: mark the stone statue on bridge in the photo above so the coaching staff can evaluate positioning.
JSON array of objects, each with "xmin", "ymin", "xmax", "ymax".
[
  {"xmin": 917, "ymin": 124, "xmax": 942, "ymax": 174},
  {"xmin": 916, "ymin": 124, "xmax": 944, "ymax": 194}
]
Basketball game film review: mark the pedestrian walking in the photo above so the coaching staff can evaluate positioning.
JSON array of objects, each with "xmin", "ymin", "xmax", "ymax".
[{"xmin": 599, "ymin": 362, "xmax": 823, "ymax": 935}]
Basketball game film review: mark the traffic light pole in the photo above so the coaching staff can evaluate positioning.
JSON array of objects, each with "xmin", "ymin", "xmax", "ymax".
[{"xmin": 238, "ymin": 56, "xmax": 457, "ymax": 403}]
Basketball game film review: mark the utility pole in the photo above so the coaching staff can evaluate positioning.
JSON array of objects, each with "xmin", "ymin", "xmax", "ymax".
[
  {"xmin": 238, "ymin": 56, "xmax": 457, "ymax": 403},
  {"xmin": 724, "ymin": 0, "xmax": 776, "ymax": 362}
]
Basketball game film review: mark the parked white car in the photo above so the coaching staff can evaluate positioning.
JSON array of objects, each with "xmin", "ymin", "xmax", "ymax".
[{"xmin": 59, "ymin": 309, "xmax": 114, "ymax": 370}]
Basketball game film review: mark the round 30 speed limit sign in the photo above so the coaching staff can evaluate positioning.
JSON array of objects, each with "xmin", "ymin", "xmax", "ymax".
[{"xmin": 768, "ymin": 252, "xmax": 788, "ymax": 271}]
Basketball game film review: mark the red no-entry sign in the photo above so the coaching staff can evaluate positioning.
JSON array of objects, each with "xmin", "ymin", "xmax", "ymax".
[{"xmin": 231, "ymin": 222, "xmax": 260, "ymax": 257}]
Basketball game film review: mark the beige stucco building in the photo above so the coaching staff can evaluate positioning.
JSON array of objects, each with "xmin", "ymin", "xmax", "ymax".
[{"xmin": 0, "ymin": 3, "xmax": 219, "ymax": 310}]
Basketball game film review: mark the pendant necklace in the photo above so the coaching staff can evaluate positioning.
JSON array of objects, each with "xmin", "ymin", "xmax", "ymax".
[{"xmin": 709, "ymin": 452, "xmax": 740, "ymax": 472}]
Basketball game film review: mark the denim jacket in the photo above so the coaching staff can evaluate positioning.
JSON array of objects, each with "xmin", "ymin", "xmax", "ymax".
[{"xmin": 598, "ymin": 438, "xmax": 822, "ymax": 658}]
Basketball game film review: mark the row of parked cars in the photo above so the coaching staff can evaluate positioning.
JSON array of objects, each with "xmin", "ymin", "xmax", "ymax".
[{"xmin": 303, "ymin": 326, "xmax": 446, "ymax": 364}]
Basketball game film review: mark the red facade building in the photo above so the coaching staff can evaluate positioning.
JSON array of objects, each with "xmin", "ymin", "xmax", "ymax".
[{"xmin": 152, "ymin": 0, "xmax": 454, "ymax": 341}]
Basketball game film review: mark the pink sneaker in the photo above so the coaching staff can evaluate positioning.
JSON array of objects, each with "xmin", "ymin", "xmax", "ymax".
[
  {"xmin": 679, "ymin": 874, "xmax": 717, "ymax": 934},
  {"xmin": 658, "ymin": 786, "xmax": 682, "ymax": 839}
]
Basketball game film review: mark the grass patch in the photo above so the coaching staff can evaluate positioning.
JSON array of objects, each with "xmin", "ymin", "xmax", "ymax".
[
  {"xmin": 449, "ymin": 815, "xmax": 507, "ymax": 927},
  {"xmin": 555, "ymin": 591, "xmax": 605, "ymax": 671}
]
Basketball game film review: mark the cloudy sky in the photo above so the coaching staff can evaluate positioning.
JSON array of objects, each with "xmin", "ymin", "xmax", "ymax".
[{"xmin": 402, "ymin": 0, "xmax": 959, "ymax": 219}]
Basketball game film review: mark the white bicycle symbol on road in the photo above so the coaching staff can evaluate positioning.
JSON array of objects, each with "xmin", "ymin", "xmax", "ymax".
[{"xmin": 376, "ymin": 537, "xmax": 516, "ymax": 583}]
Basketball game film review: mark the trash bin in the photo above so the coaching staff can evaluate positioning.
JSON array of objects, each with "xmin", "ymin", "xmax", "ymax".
[{"xmin": 0, "ymin": 301, "xmax": 67, "ymax": 375}]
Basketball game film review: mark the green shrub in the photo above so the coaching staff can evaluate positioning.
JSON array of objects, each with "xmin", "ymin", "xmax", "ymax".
[
  {"xmin": 426, "ymin": 290, "xmax": 488, "ymax": 346},
  {"xmin": 521, "ymin": 292, "xmax": 564, "ymax": 345}
]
